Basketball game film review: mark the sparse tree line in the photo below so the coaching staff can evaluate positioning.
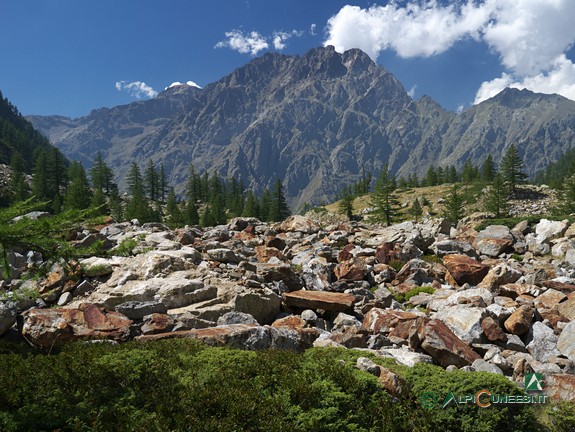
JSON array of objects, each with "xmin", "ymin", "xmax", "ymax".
[
  {"xmin": 338, "ymin": 144, "xmax": 528, "ymax": 225},
  {"xmin": 2, "ymin": 150, "xmax": 291, "ymax": 227}
]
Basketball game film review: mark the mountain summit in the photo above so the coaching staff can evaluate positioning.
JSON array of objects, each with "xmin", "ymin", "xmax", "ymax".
[{"xmin": 29, "ymin": 46, "xmax": 575, "ymax": 208}]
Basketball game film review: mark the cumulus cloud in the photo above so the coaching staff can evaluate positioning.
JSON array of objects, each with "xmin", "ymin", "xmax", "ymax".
[
  {"xmin": 216, "ymin": 29, "xmax": 303, "ymax": 55},
  {"xmin": 115, "ymin": 81, "xmax": 158, "ymax": 99},
  {"xmin": 310, "ymin": 23, "xmax": 317, "ymax": 36},
  {"xmin": 215, "ymin": 30, "xmax": 269, "ymax": 55},
  {"xmin": 407, "ymin": 84, "xmax": 417, "ymax": 98},
  {"xmin": 324, "ymin": 1, "xmax": 575, "ymax": 104}
]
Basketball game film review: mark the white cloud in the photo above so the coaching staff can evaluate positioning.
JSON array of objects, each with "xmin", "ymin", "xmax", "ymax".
[
  {"xmin": 310, "ymin": 23, "xmax": 317, "ymax": 36},
  {"xmin": 407, "ymin": 84, "xmax": 417, "ymax": 98},
  {"xmin": 165, "ymin": 81, "xmax": 202, "ymax": 90},
  {"xmin": 475, "ymin": 55, "xmax": 575, "ymax": 103},
  {"xmin": 215, "ymin": 30, "xmax": 269, "ymax": 55},
  {"xmin": 324, "ymin": 1, "xmax": 575, "ymax": 105},
  {"xmin": 115, "ymin": 81, "xmax": 158, "ymax": 99},
  {"xmin": 272, "ymin": 30, "xmax": 304, "ymax": 50},
  {"xmin": 216, "ymin": 29, "xmax": 303, "ymax": 54}
]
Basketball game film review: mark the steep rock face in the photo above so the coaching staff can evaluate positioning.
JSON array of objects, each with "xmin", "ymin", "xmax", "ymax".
[{"xmin": 29, "ymin": 47, "xmax": 575, "ymax": 208}]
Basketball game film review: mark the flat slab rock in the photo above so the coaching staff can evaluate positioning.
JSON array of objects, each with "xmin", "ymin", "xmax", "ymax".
[
  {"xmin": 282, "ymin": 290, "xmax": 355, "ymax": 312},
  {"xmin": 135, "ymin": 323, "xmax": 319, "ymax": 351},
  {"xmin": 21, "ymin": 303, "xmax": 132, "ymax": 348}
]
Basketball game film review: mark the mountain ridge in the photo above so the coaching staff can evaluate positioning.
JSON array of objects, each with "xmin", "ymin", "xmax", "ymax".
[{"xmin": 28, "ymin": 46, "xmax": 575, "ymax": 209}]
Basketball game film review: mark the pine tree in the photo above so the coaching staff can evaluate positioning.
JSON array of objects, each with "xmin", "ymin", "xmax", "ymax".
[
  {"xmin": 484, "ymin": 172, "xmax": 509, "ymax": 217},
  {"xmin": 165, "ymin": 188, "xmax": 182, "ymax": 226},
  {"xmin": 145, "ymin": 159, "xmax": 159, "ymax": 201},
  {"xmin": 9, "ymin": 152, "xmax": 29, "ymax": 203},
  {"xmin": 269, "ymin": 178, "xmax": 290, "ymax": 222},
  {"xmin": 481, "ymin": 155, "xmax": 496, "ymax": 182},
  {"xmin": 501, "ymin": 144, "xmax": 527, "ymax": 195},
  {"xmin": 442, "ymin": 184, "xmax": 465, "ymax": 226},
  {"xmin": 409, "ymin": 197, "xmax": 423, "ymax": 222},
  {"xmin": 63, "ymin": 161, "xmax": 92, "ymax": 210},
  {"xmin": 338, "ymin": 186, "xmax": 354, "ymax": 220},
  {"xmin": 185, "ymin": 200, "xmax": 199, "ymax": 225},
  {"xmin": 200, "ymin": 204, "xmax": 215, "ymax": 227},
  {"xmin": 90, "ymin": 188, "xmax": 108, "ymax": 216},
  {"xmin": 423, "ymin": 165, "xmax": 438, "ymax": 187},
  {"xmin": 369, "ymin": 164, "xmax": 400, "ymax": 226},
  {"xmin": 90, "ymin": 151, "xmax": 114, "ymax": 194},
  {"xmin": 108, "ymin": 186, "xmax": 123, "ymax": 222},
  {"xmin": 185, "ymin": 165, "xmax": 201, "ymax": 204},
  {"xmin": 242, "ymin": 190, "xmax": 260, "ymax": 218},
  {"xmin": 31, "ymin": 150, "xmax": 50, "ymax": 202},
  {"xmin": 124, "ymin": 162, "xmax": 150, "ymax": 222},
  {"xmin": 461, "ymin": 160, "xmax": 476, "ymax": 183},
  {"xmin": 259, "ymin": 188, "xmax": 272, "ymax": 222},
  {"xmin": 159, "ymin": 163, "xmax": 167, "ymax": 203},
  {"xmin": 447, "ymin": 166, "xmax": 458, "ymax": 184}
]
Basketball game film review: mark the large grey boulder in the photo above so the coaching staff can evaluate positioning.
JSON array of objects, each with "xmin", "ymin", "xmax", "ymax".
[
  {"xmin": 472, "ymin": 225, "xmax": 514, "ymax": 257},
  {"xmin": 558, "ymin": 321, "xmax": 575, "ymax": 361},
  {"xmin": 525, "ymin": 321, "xmax": 560, "ymax": 363},
  {"xmin": 0, "ymin": 301, "xmax": 18, "ymax": 336},
  {"xmin": 433, "ymin": 305, "xmax": 487, "ymax": 344}
]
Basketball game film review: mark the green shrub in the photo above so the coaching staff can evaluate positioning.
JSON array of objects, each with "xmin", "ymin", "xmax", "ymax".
[
  {"xmin": 393, "ymin": 286, "xmax": 435, "ymax": 303},
  {"xmin": 0, "ymin": 341, "xmax": 552, "ymax": 432},
  {"xmin": 112, "ymin": 238, "xmax": 139, "ymax": 257}
]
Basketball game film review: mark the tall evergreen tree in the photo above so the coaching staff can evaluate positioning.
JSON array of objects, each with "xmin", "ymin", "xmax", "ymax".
[
  {"xmin": 501, "ymin": 144, "xmax": 527, "ymax": 195},
  {"xmin": 185, "ymin": 200, "xmax": 200, "ymax": 225},
  {"xmin": 159, "ymin": 163, "xmax": 167, "ymax": 203},
  {"xmin": 481, "ymin": 155, "xmax": 496, "ymax": 183},
  {"xmin": 338, "ymin": 185, "xmax": 354, "ymax": 220},
  {"xmin": 442, "ymin": 184, "xmax": 465, "ymax": 226},
  {"xmin": 9, "ymin": 152, "xmax": 29, "ymax": 203},
  {"xmin": 423, "ymin": 165, "xmax": 438, "ymax": 187},
  {"xmin": 461, "ymin": 160, "xmax": 476, "ymax": 183},
  {"xmin": 145, "ymin": 159, "xmax": 159, "ymax": 201},
  {"xmin": 369, "ymin": 164, "xmax": 400, "ymax": 226},
  {"xmin": 31, "ymin": 150, "xmax": 49, "ymax": 202},
  {"xmin": 90, "ymin": 151, "xmax": 114, "ymax": 194},
  {"xmin": 125, "ymin": 162, "xmax": 151, "ymax": 222},
  {"xmin": 484, "ymin": 172, "xmax": 509, "ymax": 217},
  {"xmin": 409, "ymin": 197, "xmax": 423, "ymax": 222},
  {"xmin": 242, "ymin": 190, "xmax": 260, "ymax": 218},
  {"xmin": 259, "ymin": 188, "xmax": 272, "ymax": 222},
  {"xmin": 269, "ymin": 178, "xmax": 290, "ymax": 222},
  {"xmin": 108, "ymin": 186, "xmax": 123, "ymax": 222},
  {"xmin": 63, "ymin": 161, "xmax": 92, "ymax": 210}
]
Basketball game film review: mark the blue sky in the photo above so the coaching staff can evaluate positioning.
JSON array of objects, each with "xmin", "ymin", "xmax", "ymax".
[{"xmin": 2, "ymin": 0, "xmax": 575, "ymax": 118}]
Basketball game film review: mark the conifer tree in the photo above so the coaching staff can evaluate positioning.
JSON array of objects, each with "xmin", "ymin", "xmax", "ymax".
[
  {"xmin": 501, "ymin": 144, "xmax": 527, "ymax": 195},
  {"xmin": 259, "ymin": 188, "xmax": 272, "ymax": 222},
  {"xmin": 269, "ymin": 178, "xmax": 290, "ymax": 222},
  {"xmin": 9, "ymin": 152, "xmax": 29, "ymax": 203},
  {"xmin": 63, "ymin": 161, "xmax": 92, "ymax": 210},
  {"xmin": 461, "ymin": 160, "xmax": 476, "ymax": 183},
  {"xmin": 442, "ymin": 184, "xmax": 465, "ymax": 226},
  {"xmin": 159, "ymin": 163, "xmax": 167, "ymax": 203},
  {"xmin": 31, "ymin": 150, "xmax": 49, "ymax": 202},
  {"xmin": 481, "ymin": 155, "xmax": 496, "ymax": 182},
  {"xmin": 484, "ymin": 172, "xmax": 509, "ymax": 217},
  {"xmin": 447, "ymin": 166, "xmax": 458, "ymax": 183},
  {"xmin": 423, "ymin": 165, "xmax": 438, "ymax": 187},
  {"xmin": 185, "ymin": 200, "xmax": 199, "ymax": 225},
  {"xmin": 242, "ymin": 190, "xmax": 260, "ymax": 218},
  {"xmin": 90, "ymin": 151, "xmax": 114, "ymax": 194},
  {"xmin": 124, "ymin": 162, "xmax": 151, "ymax": 222},
  {"xmin": 409, "ymin": 197, "xmax": 423, "ymax": 222},
  {"xmin": 145, "ymin": 159, "xmax": 159, "ymax": 201},
  {"xmin": 369, "ymin": 164, "xmax": 400, "ymax": 226},
  {"xmin": 338, "ymin": 186, "xmax": 354, "ymax": 220},
  {"xmin": 108, "ymin": 186, "xmax": 123, "ymax": 222}
]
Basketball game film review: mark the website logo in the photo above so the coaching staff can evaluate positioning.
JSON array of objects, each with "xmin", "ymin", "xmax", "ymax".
[{"xmin": 525, "ymin": 373, "xmax": 544, "ymax": 392}]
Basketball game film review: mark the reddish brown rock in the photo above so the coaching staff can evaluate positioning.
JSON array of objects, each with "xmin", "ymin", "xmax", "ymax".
[
  {"xmin": 378, "ymin": 366, "xmax": 406, "ymax": 398},
  {"xmin": 271, "ymin": 315, "xmax": 306, "ymax": 330},
  {"xmin": 558, "ymin": 297, "xmax": 575, "ymax": 320},
  {"xmin": 329, "ymin": 326, "xmax": 369, "ymax": 348},
  {"xmin": 481, "ymin": 316, "xmax": 508, "ymax": 342},
  {"xmin": 504, "ymin": 305, "xmax": 534, "ymax": 335},
  {"xmin": 544, "ymin": 374, "xmax": 575, "ymax": 401},
  {"xmin": 416, "ymin": 319, "xmax": 481, "ymax": 368},
  {"xmin": 141, "ymin": 313, "xmax": 174, "ymax": 335},
  {"xmin": 334, "ymin": 257, "xmax": 368, "ymax": 281},
  {"xmin": 338, "ymin": 244, "xmax": 356, "ymax": 263},
  {"xmin": 254, "ymin": 246, "xmax": 286, "ymax": 263},
  {"xmin": 375, "ymin": 242, "xmax": 401, "ymax": 264},
  {"xmin": 542, "ymin": 280, "xmax": 575, "ymax": 293},
  {"xmin": 362, "ymin": 308, "xmax": 418, "ymax": 334},
  {"xmin": 42, "ymin": 270, "xmax": 66, "ymax": 292},
  {"xmin": 499, "ymin": 283, "xmax": 539, "ymax": 299},
  {"xmin": 21, "ymin": 303, "xmax": 132, "ymax": 348},
  {"xmin": 442, "ymin": 254, "xmax": 489, "ymax": 286},
  {"xmin": 534, "ymin": 289, "xmax": 567, "ymax": 310},
  {"xmin": 283, "ymin": 290, "xmax": 355, "ymax": 312}
]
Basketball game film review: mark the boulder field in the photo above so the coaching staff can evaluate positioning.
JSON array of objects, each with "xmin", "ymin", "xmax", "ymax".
[{"xmin": 2, "ymin": 214, "xmax": 575, "ymax": 401}]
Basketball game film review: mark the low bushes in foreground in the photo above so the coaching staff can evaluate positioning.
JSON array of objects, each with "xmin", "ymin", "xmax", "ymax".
[{"xmin": 0, "ymin": 340, "xmax": 570, "ymax": 431}]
